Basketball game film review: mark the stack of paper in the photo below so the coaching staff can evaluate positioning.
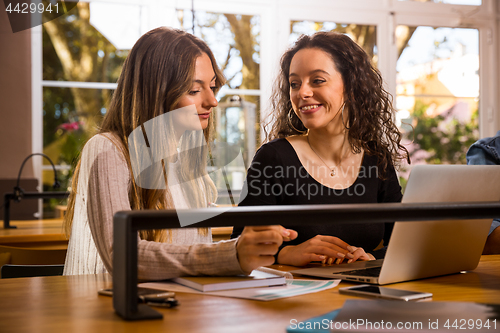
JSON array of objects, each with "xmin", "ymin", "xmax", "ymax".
[
  {"xmin": 140, "ymin": 267, "xmax": 340, "ymax": 301},
  {"xmin": 172, "ymin": 269, "xmax": 287, "ymax": 292}
]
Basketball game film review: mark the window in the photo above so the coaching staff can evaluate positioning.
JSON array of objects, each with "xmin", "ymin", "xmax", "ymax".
[
  {"xmin": 41, "ymin": 1, "xmax": 146, "ymax": 216},
  {"xmin": 175, "ymin": 9, "xmax": 262, "ymax": 204},
  {"xmin": 33, "ymin": 0, "xmax": 498, "ymax": 212},
  {"xmin": 398, "ymin": 0, "xmax": 481, "ymax": 4},
  {"xmin": 281, "ymin": 0, "xmax": 493, "ymax": 189},
  {"xmin": 37, "ymin": 1, "xmax": 265, "ymax": 211},
  {"xmin": 396, "ymin": 26, "xmax": 479, "ymax": 183},
  {"xmin": 290, "ymin": 21, "xmax": 378, "ymax": 66}
]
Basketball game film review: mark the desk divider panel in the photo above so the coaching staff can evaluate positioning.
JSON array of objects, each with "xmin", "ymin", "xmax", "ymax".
[{"xmin": 112, "ymin": 202, "xmax": 500, "ymax": 320}]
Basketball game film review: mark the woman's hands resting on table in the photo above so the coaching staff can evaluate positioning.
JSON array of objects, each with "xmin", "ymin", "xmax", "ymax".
[
  {"xmin": 276, "ymin": 235, "xmax": 375, "ymax": 267},
  {"xmin": 236, "ymin": 226, "xmax": 298, "ymax": 274}
]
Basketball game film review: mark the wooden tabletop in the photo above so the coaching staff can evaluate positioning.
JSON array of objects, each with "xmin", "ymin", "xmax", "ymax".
[
  {"xmin": 0, "ymin": 219, "xmax": 67, "ymax": 248},
  {"xmin": 0, "ymin": 220, "xmax": 232, "ymax": 247},
  {"xmin": 211, "ymin": 226, "xmax": 233, "ymax": 242},
  {"xmin": 1, "ymin": 255, "xmax": 499, "ymax": 333}
]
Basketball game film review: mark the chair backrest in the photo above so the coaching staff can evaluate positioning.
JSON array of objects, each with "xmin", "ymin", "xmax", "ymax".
[
  {"xmin": 1, "ymin": 264, "xmax": 64, "ymax": 278},
  {"xmin": 0, "ymin": 245, "xmax": 66, "ymax": 265}
]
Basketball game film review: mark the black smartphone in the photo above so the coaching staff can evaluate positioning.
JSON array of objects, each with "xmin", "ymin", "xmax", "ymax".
[{"xmin": 339, "ymin": 285, "xmax": 433, "ymax": 301}]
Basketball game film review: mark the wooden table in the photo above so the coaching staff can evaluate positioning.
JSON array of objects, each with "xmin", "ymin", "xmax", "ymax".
[
  {"xmin": 0, "ymin": 219, "xmax": 232, "ymax": 247},
  {"xmin": 0, "ymin": 219, "xmax": 67, "ymax": 249},
  {"xmin": 211, "ymin": 226, "xmax": 233, "ymax": 242},
  {"xmin": 0, "ymin": 221, "xmax": 230, "ymax": 266},
  {"xmin": 0, "ymin": 255, "xmax": 499, "ymax": 333}
]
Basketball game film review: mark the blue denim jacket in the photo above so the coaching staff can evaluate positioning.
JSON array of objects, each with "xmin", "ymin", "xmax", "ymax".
[{"xmin": 466, "ymin": 130, "xmax": 500, "ymax": 235}]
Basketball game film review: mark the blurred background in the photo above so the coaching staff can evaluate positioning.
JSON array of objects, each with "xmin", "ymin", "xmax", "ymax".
[{"xmin": 2, "ymin": 0, "xmax": 498, "ymax": 218}]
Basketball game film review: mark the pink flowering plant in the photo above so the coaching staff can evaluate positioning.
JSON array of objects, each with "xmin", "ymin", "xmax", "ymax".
[
  {"xmin": 58, "ymin": 121, "xmax": 81, "ymax": 132},
  {"xmin": 57, "ymin": 120, "xmax": 89, "ymax": 166}
]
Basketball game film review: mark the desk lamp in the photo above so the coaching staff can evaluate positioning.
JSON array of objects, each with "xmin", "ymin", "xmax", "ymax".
[{"xmin": 2, "ymin": 153, "xmax": 69, "ymax": 229}]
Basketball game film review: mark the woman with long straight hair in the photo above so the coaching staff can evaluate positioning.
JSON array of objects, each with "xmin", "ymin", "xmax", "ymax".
[{"xmin": 63, "ymin": 27, "xmax": 296, "ymax": 280}]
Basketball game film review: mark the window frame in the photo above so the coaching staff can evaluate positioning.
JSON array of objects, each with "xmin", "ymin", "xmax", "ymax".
[{"xmin": 32, "ymin": 0, "xmax": 499, "ymax": 201}]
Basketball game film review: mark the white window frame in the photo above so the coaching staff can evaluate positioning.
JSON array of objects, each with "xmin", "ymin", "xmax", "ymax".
[
  {"xmin": 32, "ymin": 0, "xmax": 499, "ymax": 201},
  {"xmin": 277, "ymin": 0, "xmax": 498, "ymax": 137}
]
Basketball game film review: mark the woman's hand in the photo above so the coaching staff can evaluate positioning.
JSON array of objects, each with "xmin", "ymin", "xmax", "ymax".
[
  {"xmin": 277, "ymin": 235, "xmax": 352, "ymax": 266},
  {"xmin": 236, "ymin": 226, "xmax": 298, "ymax": 274},
  {"xmin": 345, "ymin": 245, "xmax": 375, "ymax": 263},
  {"xmin": 276, "ymin": 235, "xmax": 375, "ymax": 266}
]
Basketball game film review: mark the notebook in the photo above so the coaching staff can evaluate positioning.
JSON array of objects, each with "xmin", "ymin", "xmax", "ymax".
[
  {"xmin": 172, "ymin": 268, "xmax": 287, "ymax": 292},
  {"xmin": 292, "ymin": 165, "xmax": 500, "ymax": 285}
]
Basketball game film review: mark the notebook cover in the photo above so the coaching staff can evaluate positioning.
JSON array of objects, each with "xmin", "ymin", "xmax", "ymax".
[{"xmin": 172, "ymin": 270, "xmax": 286, "ymax": 292}]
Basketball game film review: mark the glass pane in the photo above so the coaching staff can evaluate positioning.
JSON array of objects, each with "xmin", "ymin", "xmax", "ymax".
[
  {"xmin": 215, "ymin": 94, "xmax": 260, "ymax": 166},
  {"xmin": 398, "ymin": 0, "xmax": 481, "ymax": 4},
  {"xmin": 290, "ymin": 21, "xmax": 378, "ymax": 67},
  {"xmin": 176, "ymin": 10, "xmax": 261, "ymax": 90},
  {"xmin": 175, "ymin": 10, "xmax": 261, "ymax": 206},
  {"xmin": 42, "ymin": 1, "xmax": 144, "ymax": 82},
  {"xmin": 43, "ymin": 87, "xmax": 111, "ymax": 167},
  {"xmin": 208, "ymin": 94, "xmax": 259, "ymax": 205},
  {"xmin": 396, "ymin": 26, "xmax": 479, "ymax": 186},
  {"xmin": 42, "ymin": 169, "xmax": 69, "ymax": 219}
]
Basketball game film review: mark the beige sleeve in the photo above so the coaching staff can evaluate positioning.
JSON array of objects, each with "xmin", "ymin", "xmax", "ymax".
[{"xmin": 85, "ymin": 135, "xmax": 245, "ymax": 280}]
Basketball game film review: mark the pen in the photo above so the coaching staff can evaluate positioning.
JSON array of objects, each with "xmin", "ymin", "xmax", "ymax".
[{"xmin": 138, "ymin": 295, "xmax": 179, "ymax": 308}]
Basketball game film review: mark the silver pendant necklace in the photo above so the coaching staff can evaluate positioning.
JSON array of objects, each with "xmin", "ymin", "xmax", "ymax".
[{"xmin": 307, "ymin": 135, "xmax": 345, "ymax": 177}]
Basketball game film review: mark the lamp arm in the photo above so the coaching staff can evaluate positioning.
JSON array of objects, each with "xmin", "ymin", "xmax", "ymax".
[{"xmin": 14, "ymin": 153, "xmax": 60, "ymax": 201}]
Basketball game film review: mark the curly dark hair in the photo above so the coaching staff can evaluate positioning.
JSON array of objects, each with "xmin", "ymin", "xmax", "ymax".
[{"xmin": 266, "ymin": 31, "xmax": 410, "ymax": 179}]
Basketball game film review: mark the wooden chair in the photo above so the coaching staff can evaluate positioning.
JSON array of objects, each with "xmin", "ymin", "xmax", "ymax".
[
  {"xmin": 1, "ymin": 264, "xmax": 64, "ymax": 278},
  {"xmin": 0, "ymin": 245, "xmax": 66, "ymax": 278},
  {"xmin": 0, "ymin": 245, "xmax": 66, "ymax": 265}
]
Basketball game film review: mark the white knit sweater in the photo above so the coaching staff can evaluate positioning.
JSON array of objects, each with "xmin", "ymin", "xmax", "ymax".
[{"xmin": 63, "ymin": 133, "xmax": 243, "ymax": 280}]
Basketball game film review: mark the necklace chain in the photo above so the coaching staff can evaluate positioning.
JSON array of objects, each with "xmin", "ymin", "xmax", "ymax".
[{"xmin": 307, "ymin": 135, "xmax": 345, "ymax": 177}]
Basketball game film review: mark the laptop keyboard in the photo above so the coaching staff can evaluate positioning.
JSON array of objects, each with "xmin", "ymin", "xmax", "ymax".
[{"xmin": 337, "ymin": 267, "xmax": 382, "ymax": 277}]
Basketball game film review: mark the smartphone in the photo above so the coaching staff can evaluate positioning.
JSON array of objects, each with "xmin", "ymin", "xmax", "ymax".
[
  {"xmin": 98, "ymin": 287, "xmax": 175, "ymax": 298},
  {"xmin": 339, "ymin": 285, "xmax": 432, "ymax": 301}
]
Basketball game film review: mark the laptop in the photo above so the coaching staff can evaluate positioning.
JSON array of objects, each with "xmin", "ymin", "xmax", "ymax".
[{"xmin": 291, "ymin": 165, "xmax": 500, "ymax": 285}]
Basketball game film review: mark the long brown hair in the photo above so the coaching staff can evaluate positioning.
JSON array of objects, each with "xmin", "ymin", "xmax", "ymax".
[
  {"xmin": 267, "ymin": 31, "xmax": 409, "ymax": 178},
  {"xmin": 64, "ymin": 27, "xmax": 225, "ymax": 241}
]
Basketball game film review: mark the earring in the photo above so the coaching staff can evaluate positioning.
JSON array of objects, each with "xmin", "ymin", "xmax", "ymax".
[
  {"xmin": 288, "ymin": 108, "xmax": 308, "ymax": 134},
  {"xmin": 341, "ymin": 103, "xmax": 351, "ymax": 130}
]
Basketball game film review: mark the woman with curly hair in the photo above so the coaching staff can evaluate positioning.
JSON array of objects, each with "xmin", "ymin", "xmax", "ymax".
[{"xmin": 232, "ymin": 31, "xmax": 409, "ymax": 267}]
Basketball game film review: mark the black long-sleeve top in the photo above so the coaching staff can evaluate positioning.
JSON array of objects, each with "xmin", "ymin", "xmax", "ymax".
[{"xmin": 231, "ymin": 138, "xmax": 403, "ymax": 260}]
